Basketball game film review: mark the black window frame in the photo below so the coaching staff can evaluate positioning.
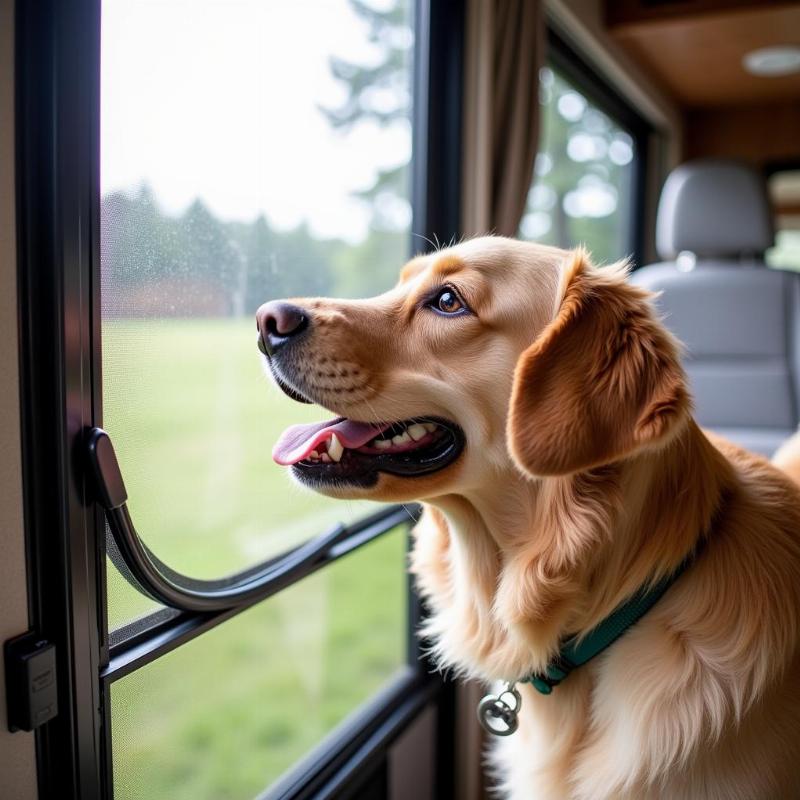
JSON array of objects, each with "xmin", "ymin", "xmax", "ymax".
[
  {"xmin": 543, "ymin": 28, "xmax": 652, "ymax": 270},
  {"xmin": 15, "ymin": 0, "xmax": 464, "ymax": 797}
]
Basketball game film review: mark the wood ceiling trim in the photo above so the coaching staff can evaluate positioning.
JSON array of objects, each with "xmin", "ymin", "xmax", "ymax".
[{"xmin": 606, "ymin": 0, "xmax": 797, "ymax": 31}]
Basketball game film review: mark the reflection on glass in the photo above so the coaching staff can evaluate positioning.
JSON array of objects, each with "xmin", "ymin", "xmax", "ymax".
[
  {"xmin": 100, "ymin": 0, "xmax": 414, "ymax": 626},
  {"xmin": 767, "ymin": 171, "xmax": 800, "ymax": 272},
  {"xmin": 111, "ymin": 529, "xmax": 407, "ymax": 800},
  {"xmin": 768, "ymin": 230, "xmax": 800, "ymax": 271},
  {"xmin": 519, "ymin": 66, "xmax": 635, "ymax": 265}
]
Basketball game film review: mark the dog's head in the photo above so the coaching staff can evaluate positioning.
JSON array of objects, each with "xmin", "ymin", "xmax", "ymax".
[{"xmin": 258, "ymin": 236, "xmax": 689, "ymax": 500}]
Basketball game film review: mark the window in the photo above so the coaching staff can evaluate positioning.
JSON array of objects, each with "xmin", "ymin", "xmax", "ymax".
[
  {"xmin": 518, "ymin": 36, "xmax": 648, "ymax": 266},
  {"xmin": 111, "ymin": 530, "xmax": 407, "ymax": 800},
  {"xmin": 101, "ymin": 0, "xmax": 415, "ymax": 626},
  {"xmin": 766, "ymin": 169, "xmax": 800, "ymax": 272},
  {"xmin": 99, "ymin": 0, "xmax": 418, "ymax": 794},
  {"xmin": 17, "ymin": 1, "xmax": 463, "ymax": 798}
]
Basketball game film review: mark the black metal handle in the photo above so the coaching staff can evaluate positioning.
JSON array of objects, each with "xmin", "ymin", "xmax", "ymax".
[{"xmin": 86, "ymin": 427, "xmax": 414, "ymax": 613}]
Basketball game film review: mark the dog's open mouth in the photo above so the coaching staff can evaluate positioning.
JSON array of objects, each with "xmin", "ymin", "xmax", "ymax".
[{"xmin": 272, "ymin": 416, "xmax": 465, "ymax": 487}]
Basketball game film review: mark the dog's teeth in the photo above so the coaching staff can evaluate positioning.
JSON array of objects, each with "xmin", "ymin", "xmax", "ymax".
[
  {"xmin": 392, "ymin": 432, "xmax": 411, "ymax": 446},
  {"xmin": 309, "ymin": 450, "xmax": 319, "ymax": 459},
  {"xmin": 321, "ymin": 453, "xmax": 332, "ymax": 463},
  {"xmin": 423, "ymin": 422, "xmax": 437, "ymax": 433},
  {"xmin": 407, "ymin": 424, "xmax": 427, "ymax": 441},
  {"xmin": 328, "ymin": 434, "xmax": 344, "ymax": 462},
  {"xmin": 374, "ymin": 439, "xmax": 392, "ymax": 449}
]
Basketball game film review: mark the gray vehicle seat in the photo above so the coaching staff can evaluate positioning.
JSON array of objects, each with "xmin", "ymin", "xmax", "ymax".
[{"xmin": 630, "ymin": 159, "xmax": 800, "ymax": 457}]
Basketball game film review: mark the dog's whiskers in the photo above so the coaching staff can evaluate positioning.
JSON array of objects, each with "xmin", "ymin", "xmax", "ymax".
[{"xmin": 412, "ymin": 231, "xmax": 439, "ymax": 255}]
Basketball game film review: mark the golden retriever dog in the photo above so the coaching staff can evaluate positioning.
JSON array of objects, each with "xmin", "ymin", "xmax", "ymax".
[{"xmin": 259, "ymin": 236, "xmax": 800, "ymax": 799}]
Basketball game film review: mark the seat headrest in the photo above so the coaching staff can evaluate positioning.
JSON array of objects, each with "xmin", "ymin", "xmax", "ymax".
[{"xmin": 656, "ymin": 159, "xmax": 774, "ymax": 260}]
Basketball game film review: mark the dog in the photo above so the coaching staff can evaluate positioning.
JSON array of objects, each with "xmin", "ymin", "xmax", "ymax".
[{"xmin": 259, "ymin": 236, "xmax": 800, "ymax": 799}]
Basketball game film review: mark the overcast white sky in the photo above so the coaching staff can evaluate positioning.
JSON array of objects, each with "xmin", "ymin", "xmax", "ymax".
[{"xmin": 101, "ymin": 0, "xmax": 412, "ymax": 242}]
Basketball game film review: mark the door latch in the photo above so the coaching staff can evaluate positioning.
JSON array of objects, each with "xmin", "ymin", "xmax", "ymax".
[{"xmin": 4, "ymin": 631, "xmax": 58, "ymax": 732}]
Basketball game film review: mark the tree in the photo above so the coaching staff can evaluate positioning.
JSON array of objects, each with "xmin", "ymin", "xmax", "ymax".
[
  {"xmin": 320, "ymin": 0, "xmax": 413, "ymax": 234},
  {"xmin": 101, "ymin": 189, "xmax": 343, "ymax": 316},
  {"xmin": 101, "ymin": 184, "xmax": 183, "ymax": 288}
]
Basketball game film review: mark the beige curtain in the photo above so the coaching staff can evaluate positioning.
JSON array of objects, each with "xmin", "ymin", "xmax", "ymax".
[{"xmin": 462, "ymin": 0, "xmax": 545, "ymax": 237}]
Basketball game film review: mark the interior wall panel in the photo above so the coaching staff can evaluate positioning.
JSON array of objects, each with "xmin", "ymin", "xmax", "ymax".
[
  {"xmin": 0, "ymin": 0, "xmax": 38, "ymax": 796},
  {"xmin": 686, "ymin": 102, "xmax": 800, "ymax": 168}
]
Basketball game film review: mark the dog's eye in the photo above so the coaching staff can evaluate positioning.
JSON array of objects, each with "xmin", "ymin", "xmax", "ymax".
[{"xmin": 431, "ymin": 288, "xmax": 467, "ymax": 315}]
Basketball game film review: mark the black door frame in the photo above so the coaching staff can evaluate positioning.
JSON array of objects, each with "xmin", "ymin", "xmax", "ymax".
[{"xmin": 16, "ymin": 1, "xmax": 106, "ymax": 797}]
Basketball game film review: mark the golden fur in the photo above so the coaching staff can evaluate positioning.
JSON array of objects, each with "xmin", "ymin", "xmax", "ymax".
[
  {"xmin": 269, "ymin": 237, "xmax": 800, "ymax": 798},
  {"xmin": 773, "ymin": 429, "xmax": 800, "ymax": 487}
]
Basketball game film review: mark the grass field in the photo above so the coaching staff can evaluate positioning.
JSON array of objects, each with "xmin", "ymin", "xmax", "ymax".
[{"xmin": 103, "ymin": 319, "xmax": 409, "ymax": 799}]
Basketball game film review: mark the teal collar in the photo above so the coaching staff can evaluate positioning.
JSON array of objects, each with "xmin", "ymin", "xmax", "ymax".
[
  {"xmin": 526, "ymin": 555, "xmax": 694, "ymax": 695},
  {"xmin": 478, "ymin": 553, "xmax": 698, "ymax": 735}
]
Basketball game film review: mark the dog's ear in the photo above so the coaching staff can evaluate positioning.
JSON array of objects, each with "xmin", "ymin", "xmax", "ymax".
[{"xmin": 507, "ymin": 249, "xmax": 690, "ymax": 476}]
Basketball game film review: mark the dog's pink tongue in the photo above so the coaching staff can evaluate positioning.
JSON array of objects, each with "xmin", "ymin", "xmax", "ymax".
[{"xmin": 272, "ymin": 418, "xmax": 389, "ymax": 466}]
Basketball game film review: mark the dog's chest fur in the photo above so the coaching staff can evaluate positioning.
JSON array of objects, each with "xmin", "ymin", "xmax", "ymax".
[
  {"xmin": 488, "ymin": 642, "xmax": 800, "ymax": 800},
  {"xmin": 410, "ymin": 451, "xmax": 800, "ymax": 799}
]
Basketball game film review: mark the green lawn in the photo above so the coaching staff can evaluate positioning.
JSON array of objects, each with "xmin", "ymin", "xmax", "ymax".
[{"xmin": 103, "ymin": 319, "xmax": 408, "ymax": 799}]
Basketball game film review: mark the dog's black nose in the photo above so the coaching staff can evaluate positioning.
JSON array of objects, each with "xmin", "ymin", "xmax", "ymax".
[{"xmin": 256, "ymin": 301, "xmax": 309, "ymax": 356}]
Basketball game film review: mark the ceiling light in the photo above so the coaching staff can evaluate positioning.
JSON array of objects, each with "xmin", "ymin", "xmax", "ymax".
[{"xmin": 743, "ymin": 46, "xmax": 800, "ymax": 77}]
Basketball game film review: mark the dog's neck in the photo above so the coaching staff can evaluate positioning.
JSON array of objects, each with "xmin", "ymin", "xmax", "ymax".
[{"xmin": 422, "ymin": 420, "xmax": 729, "ymax": 680}]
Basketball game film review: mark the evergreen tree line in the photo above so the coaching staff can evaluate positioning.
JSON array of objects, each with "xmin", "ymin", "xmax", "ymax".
[{"xmin": 100, "ymin": 185, "xmax": 409, "ymax": 317}]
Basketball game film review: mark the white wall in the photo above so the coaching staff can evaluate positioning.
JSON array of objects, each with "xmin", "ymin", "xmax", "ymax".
[{"xmin": 0, "ymin": 0, "xmax": 38, "ymax": 795}]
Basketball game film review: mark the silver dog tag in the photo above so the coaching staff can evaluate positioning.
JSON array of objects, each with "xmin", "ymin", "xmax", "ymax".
[{"xmin": 477, "ymin": 682, "xmax": 522, "ymax": 737}]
